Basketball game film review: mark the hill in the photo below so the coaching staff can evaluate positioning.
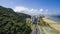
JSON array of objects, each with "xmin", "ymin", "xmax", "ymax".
[{"xmin": 0, "ymin": 6, "xmax": 31, "ymax": 34}]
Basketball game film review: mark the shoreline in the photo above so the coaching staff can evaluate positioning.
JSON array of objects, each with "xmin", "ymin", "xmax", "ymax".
[
  {"xmin": 43, "ymin": 16, "xmax": 60, "ymax": 23},
  {"xmin": 42, "ymin": 17, "xmax": 60, "ymax": 31}
]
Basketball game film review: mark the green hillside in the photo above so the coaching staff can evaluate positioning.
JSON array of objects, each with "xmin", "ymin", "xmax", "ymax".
[{"xmin": 0, "ymin": 6, "xmax": 31, "ymax": 34}]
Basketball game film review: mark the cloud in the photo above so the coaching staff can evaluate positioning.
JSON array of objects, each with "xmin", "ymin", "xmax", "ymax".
[
  {"xmin": 14, "ymin": 6, "xmax": 29, "ymax": 12},
  {"xmin": 13, "ymin": 6, "xmax": 49, "ymax": 16},
  {"xmin": 40, "ymin": 9, "xmax": 43, "ymax": 11},
  {"xmin": 13, "ymin": 6, "xmax": 39, "ymax": 15}
]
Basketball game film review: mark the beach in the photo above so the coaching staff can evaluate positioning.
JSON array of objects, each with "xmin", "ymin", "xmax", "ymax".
[{"xmin": 43, "ymin": 17, "xmax": 60, "ymax": 31}]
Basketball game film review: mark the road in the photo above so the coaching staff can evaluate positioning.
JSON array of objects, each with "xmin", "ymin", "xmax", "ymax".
[
  {"xmin": 31, "ymin": 24, "xmax": 42, "ymax": 34},
  {"xmin": 31, "ymin": 16, "xmax": 42, "ymax": 34}
]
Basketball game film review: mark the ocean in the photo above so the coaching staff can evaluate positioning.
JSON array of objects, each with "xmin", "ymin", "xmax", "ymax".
[{"xmin": 49, "ymin": 16, "xmax": 60, "ymax": 21}]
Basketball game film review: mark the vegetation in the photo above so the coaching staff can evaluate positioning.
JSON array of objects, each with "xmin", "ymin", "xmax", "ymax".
[
  {"xmin": 0, "ymin": 6, "xmax": 32, "ymax": 34},
  {"xmin": 38, "ymin": 18, "xmax": 47, "ymax": 26},
  {"xmin": 39, "ymin": 18, "xmax": 60, "ymax": 34}
]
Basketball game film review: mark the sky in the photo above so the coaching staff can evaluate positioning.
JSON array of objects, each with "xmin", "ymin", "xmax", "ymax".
[{"xmin": 0, "ymin": 0, "xmax": 60, "ymax": 16}]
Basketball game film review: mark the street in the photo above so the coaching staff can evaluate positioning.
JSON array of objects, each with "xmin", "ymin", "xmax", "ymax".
[{"xmin": 31, "ymin": 16, "xmax": 42, "ymax": 34}]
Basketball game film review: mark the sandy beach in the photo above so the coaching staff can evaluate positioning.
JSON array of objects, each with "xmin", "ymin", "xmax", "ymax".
[{"xmin": 43, "ymin": 17, "xmax": 60, "ymax": 31}]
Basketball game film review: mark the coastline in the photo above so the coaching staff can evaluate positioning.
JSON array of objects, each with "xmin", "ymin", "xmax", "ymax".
[
  {"xmin": 42, "ymin": 17, "xmax": 60, "ymax": 31},
  {"xmin": 43, "ymin": 16, "xmax": 60, "ymax": 23}
]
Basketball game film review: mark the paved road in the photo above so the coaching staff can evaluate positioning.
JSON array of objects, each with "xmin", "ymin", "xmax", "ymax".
[
  {"xmin": 31, "ymin": 16, "xmax": 42, "ymax": 34},
  {"xmin": 31, "ymin": 24, "xmax": 42, "ymax": 34}
]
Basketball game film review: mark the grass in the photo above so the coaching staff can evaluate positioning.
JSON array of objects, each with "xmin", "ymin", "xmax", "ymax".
[{"xmin": 39, "ymin": 18, "xmax": 60, "ymax": 34}]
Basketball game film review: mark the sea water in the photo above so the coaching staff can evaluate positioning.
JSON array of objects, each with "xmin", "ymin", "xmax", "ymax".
[{"xmin": 49, "ymin": 15, "xmax": 60, "ymax": 21}]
